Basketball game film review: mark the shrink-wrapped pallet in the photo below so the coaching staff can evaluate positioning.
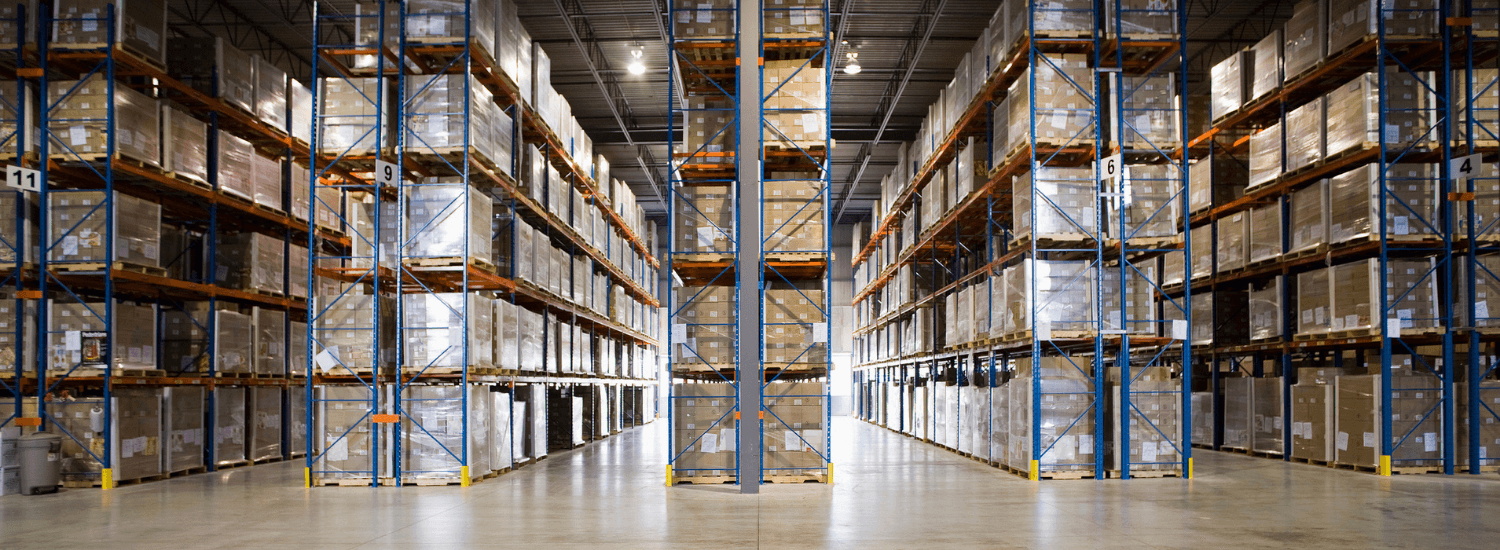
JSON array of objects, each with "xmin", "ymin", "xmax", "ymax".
[
  {"xmin": 1330, "ymin": 258, "xmax": 1440, "ymax": 334},
  {"xmin": 1285, "ymin": 98, "xmax": 1326, "ymax": 172},
  {"xmin": 1223, "ymin": 377, "xmax": 1253, "ymax": 450},
  {"xmin": 248, "ymin": 386, "xmax": 282, "ymax": 462},
  {"xmin": 1249, "ymin": 276, "xmax": 1284, "ymax": 341},
  {"xmin": 1008, "ymin": 356, "xmax": 1097, "ymax": 475},
  {"xmin": 1325, "ymin": 71, "xmax": 1428, "ymax": 157},
  {"xmin": 1118, "ymin": 75, "xmax": 1180, "ymax": 150},
  {"xmin": 47, "ymin": 190, "xmax": 160, "ymax": 267},
  {"xmin": 52, "ymin": 0, "xmax": 167, "ymax": 65},
  {"xmin": 161, "ymin": 104, "xmax": 208, "ymax": 184},
  {"xmin": 1248, "ymin": 203, "xmax": 1282, "ymax": 264},
  {"xmin": 215, "ymin": 387, "xmax": 247, "ymax": 465},
  {"xmin": 1004, "ymin": 260, "xmax": 1094, "ymax": 338},
  {"xmin": 1248, "ymin": 122, "xmax": 1283, "ymax": 188},
  {"xmin": 312, "ymin": 293, "xmax": 396, "ymax": 374},
  {"xmin": 47, "ymin": 300, "xmax": 155, "ymax": 372},
  {"xmin": 1189, "ymin": 153, "xmax": 1248, "ymax": 213},
  {"xmin": 52, "ymin": 389, "xmax": 163, "ymax": 482},
  {"xmin": 403, "ymin": 182, "xmax": 493, "ymax": 265},
  {"xmin": 402, "ymin": 292, "xmax": 494, "ymax": 370},
  {"xmin": 313, "ymin": 385, "xmax": 379, "ymax": 482},
  {"xmin": 1327, "ymin": 0, "xmax": 1438, "ymax": 56},
  {"xmin": 217, "ymin": 231, "xmax": 285, "ymax": 294},
  {"xmin": 47, "ymin": 74, "xmax": 159, "ymax": 166},
  {"xmin": 1289, "ymin": 179, "xmax": 1329, "ymax": 254},
  {"xmin": 254, "ymin": 55, "xmax": 287, "ymax": 130},
  {"xmin": 1252, "ymin": 377, "xmax": 1285, "ymax": 454},
  {"xmin": 1283, "ymin": 0, "xmax": 1328, "ymax": 80},
  {"xmin": 253, "ymin": 307, "xmax": 286, "ymax": 376},
  {"xmin": 1291, "ymin": 383, "xmax": 1335, "ymax": 462},
  {"xmin": 1004, "ymin": 54, "xmax": 1094, "ymax": 151},
  {"xmin": 1250, "ymin": 30, "xmax": 1283, "ymax": 100},
  {"xmin": 1110, "ymin": 164, "xmax": 1181, "ymax": 239},
  {"xmin": 1217, "ymin": 212, "xmax": 1248, "ymax": 272},
  {"xmin": 251, "ymin": 152, "xmax": 283, "ymax": 212},
  {"xmin": 1211, "ymin": 50, "xmax": 1251, "ymax": 120},
  {"xmin": 1328, "ymin": 163, "xmax": 1437, "ymax": 244},
  {"xmin": 1013, "ymin": 167, "xmax": 1096, "ymax": 240},
  {"xmin": 168, "ymin": 36, "xmax": 255, "ymax": 113},
  {"xmin": 318, "ymin": 77, "xmax": 390, "ymax": 157},
  {"xmin": 163, "ymin": 386, "xmax": 205, "ymax": 473},
  {"xmin": 1297, "ymin": 267, "xmax": 1332, "ymax": 336}
]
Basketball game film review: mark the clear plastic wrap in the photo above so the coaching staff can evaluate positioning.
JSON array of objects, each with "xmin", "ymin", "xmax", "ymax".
[
  {"xmin": 520, "ymin": 307, "xmax": 544, "ymax": 371},
  {"xmin": 161, "ymin": 104, "xmax": 208, "ymax": 184},
  {"xmin": 1111, "ymin": 164, "xmax": 1181, "ymax": 239},
  {"xmin": 218, "ymin": 130, "xmax": 256, "ymax": 202},
  {"xmin": 249, "ymin": 386, "xmax": 282, "ymax": 462},
  {"xmin": 1119, "ymin": 75, "xmax": 1180, "ymax": 150},
  {"xmin": 52, "ymin": 389, "xmax": 162, "ymax": 482},
  {"xmin": 1289, "ymin": 179, "xmax": 1329, "ymax": 253},
  {"xmin": 168, "ymin": 36, "xmax": 255, "ymax": 113},
  {"xmin": 47, "ymin": 300, "xmax": 155, "ymax": 372},
  {"xmin": 1250, "ymin": 30, "xmax": 1283, "ymax": 100},
  {"xmin": 1458, "ymin": 254, "xmax": 1500, "ymax": 329},
  {"xmin": 1297, "ymin": 267, "xmax": 1332, "ymax": 336},
  {"xmin": 1251, "ymin": 377, "xmax": 1285, "ymax": 454},
  {"xmin": 672, "ymin": 382, "xmax": 737, "ymax": 476},
  {"xmin": 1007, "ymin": 0, "xmax": 1095, "ymax": 42},
  {"xmin": 47, "ymin": 190, "xmax": 160, "ymax": 267},
  {"xmin": 289, "ymin": 320, "xmax": 307, "ymax": 376},
  {"xmin": 313, "ymin": 385, "xmax": 377, "ymax": 481},
  {"xmin": 215, "ymin": 387, "xmax": 247, "ymax": 465},
  {"xmin": 1222, "ymin": 377, "xmax": 1253, "ymax": 450},
  {"xmin": 214, "ymin": 308, "xmax": 253, "ymax": 374},
  {"xmin": 1190, "ymin": 223, "xmax": 1212, "ymax": 280},
  {"xmin": 763, "ymin": 58, "xmax": 827, "ymax": 110},
  {"xmin": 400, "ymin": 385, "xmax": 466, "ymax": 479},
  {"xmin": 318, "ymin": 77, "xmax": 389, "ymax": 156},
  {"xmin": 1283, "ymin": 0, "xmax": 1328, "ymax": 80},
  {"xmin": 1005, "ymin": 259, "xmax": 1095, "ymax": 336},
  {"xmin": 1248, "ymin": 203, "xmax": 1282, "ymax": 264},
  {"xmin": 402, "ymin": 292, "xmax": 494, "ymax": 370},
  {"xmin": 764, "ymin": 180, "xmax": 826, "ymax": 253},
  {"xmin": 1013, "ymin": 167, "xmax": 1096, "ymax": 239},
  {"xmin": 254, "ymin": 55, "xmax": 287, "ymax": 130},
  {"xmin": 1009, "ymin": 356, "xmax": 1097, "ymax": 474},
  {"xmin": 1285, "ymin": 98, "xmax": 1326, "ymax": 172},
  {"xmin": 217, "ymin": 231, "xmax": 285, "ymax": 294},
  {"xmin": 1325, "ymin": 71, "xmax": 1427, "ymax": 157},
  {"xmin": 253, "ymin": 307, "xmax": 286, "ymax": 376},
  {"xmin": 1217, "ymin": 212, "xmax": 1248, "ymax": 272},
  {"xmin": 312, "ymin": 293, "xmax": 396, "ymax": 374},
  {"xmin": 161, "ymin": 301, "xmax": 209, "ymax": 375},
  {"xmin": 47, "ymin": 74, "xmax": 159, "ymax": 166},
  {"xmin": 1211, "ymin": 50, "xmax": 1249, "ymax": 120},
  {"xmin": 251, "ymin": 152, "xmax": 283, "ymax": 212},
  {"xmin": 1331, "ymin": 258, "xmax": 1439, "ymax": 334},
  {"xmin": 1005, "ymin": 54, "xmax": 1095, "ymax": 148},
  {"xmin": 1101, "ymin": 262, "xmax": 1155, "ymax": 335},
  {"xmin": 1249, "ymin": 276, "xmax": 1284, "ymax": 341},
  {"xmin": 1291, "ymin": 383, "xmax": 1334, "ymax": 462},
  {"xmin": 53, "ymin": 0, "xmax": 167, "ymax": 64},
  {"xmin": 1248, "ymin": 122, "xmax": 1283, "ymax": 188},
  {"xmin": 1112, "ymin": 375, "xmax": 1181, "ymax": 473},
  {"xmin": 1328, "ymin": 0, "xmax": 1438, "ymax": 56},
  {"xmin": 1455, "ymin": 68, "xmax": 1498, "ymax": 144},
  {"xmin": 290, "ymin": 78, "xmax": 313, "ymax": 145},
  {"xmin": 1163, "ymin": 242, "xmax": 1185, "ymax": 286},
  {"xmin": 403, "ymin": 182, "xmax": 493, "ymax": 264},
  {"xmin": 1191, "ymin": 391, "xmax": 1214, "ymax": 447},
  {"xmin": 404, "ymin": 74, "xmax": 506, "ymax": 168},
  {"xmin": 163, "ymin": 386, "xmax": 205, "ymax": 473},
  {"xmin": 1107, "ymin": 0, "xmax": 1178, "ymax": 36},
  {"xmin": 1328, "ymin": 163, "xmax": 1436, "ymax": 244},
  {"xmin": 405, "ymin": 0, "xmax": 496, "ymax": 57},
  {"xmin": 1189, "ymin": 154, "xmax": 1248, "ymax": 213},
  {"xmin": 763, "ymin": 381, "xmax": 827, "ymax": 473}
]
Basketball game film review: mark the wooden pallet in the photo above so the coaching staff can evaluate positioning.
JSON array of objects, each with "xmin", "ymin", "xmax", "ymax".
[
  {"xmin": 1001, "ymin": 329, "xmax": 1096, "ymax": 343},
  {"xmin": 763, "ymin": 474, "xmax": 828, "ymax": 484},
  {"xmin": 764, "ymin": 142, "xmax": 828, "ymax": 154},
  {"xmin": 763, "ymin": 252, "xmax": 827, "ymax": 262},
  {"xmin": 403, "ymin": 147, "xmax": 504, "ymax": 176},
  {"xmin": 215, "ymin": 460, "xmax": 253, "ymax": 471},
  {"xmin": 673, "ymin": 475, "xmax": 738, "ymax": 485},
  {"xmin": 400, "ymin": 477, "xmax": 466, "ymax": 487},
  {"xmin": 252, "ymin": 456, "xmax": 285, "ymax": 465},
  {"xmin": 1111, "ymin": 469, "xmax": 1183, "ymax": 479},
  {"xmin": 166, "ymin": 465, "xmax": 211, "ymax": 478},
  {"xmin": 402, "ymin": 256, "xmax": 498, "ymax": 274},
  {"xmin": 1009, "ymin": 232, "xmax": 1096, "ymax": 251},
  {"xmin": 50, "ymin": 261, "xmax": 168, "ymax": 277},
  {"xmin": 215, "ymin": 371, "xmax": 256, "ymax": 379},
  {"xmin": 316, "ymin": 477, "xmax": 381, "ymax": 487},
  {"xmin": 1290, "ymin": 456, "xmax": 1332, "ymax": 467},
  {"xmin": 1284, "ymin": 245, "xmax": 1329, "ymax": 261}
]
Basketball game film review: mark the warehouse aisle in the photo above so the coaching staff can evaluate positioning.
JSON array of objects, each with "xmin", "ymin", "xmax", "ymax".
[{"xmin": 2, "ymin": 418, "xmax": 1499, "ymax": 548}]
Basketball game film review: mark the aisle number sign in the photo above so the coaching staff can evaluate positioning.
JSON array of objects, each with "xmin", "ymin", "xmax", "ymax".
[
  {"xmin": 1101, "ymin": 153, "xmax": 1123, "ymax": 185},
  {"xmin": 375, "ymin": 160, "xmax": 400, "ymax": 187},
  {"xmin": 5, "ymin": 165, "xmax": 40, "ymax": 192},
  {"xmin": 1452, "ymin": 154, "xmax": 1483, "ymax": 182}
]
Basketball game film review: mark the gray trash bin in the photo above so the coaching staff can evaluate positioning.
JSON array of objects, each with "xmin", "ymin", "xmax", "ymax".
[{"xmin": 18, "ymin": 432, "xmax": 62, "ymax": 495}]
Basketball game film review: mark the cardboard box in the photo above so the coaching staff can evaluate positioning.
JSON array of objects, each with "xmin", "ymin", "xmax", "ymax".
[
  {"xmin": 1328, "ymin": 163, "xmax": 1436, "ymax": 244},
  {"xmin": 47, "ymin": 299, "xmax": 155, "ymax": 372},
  {"xmin": 1251, "ymin": 29, "xmax": 1283, "ymax": 100},
  {"xmin": 52, "ymin": 388, "xmax": 163, "ymax": 482},
  {"xmin": 672, "ymin": 0, "xmax": 736, "ymax": 40},
  {"xmin": 248, "ymin": 386, "xmax": 282, "ymax": 462},
  {"xmin": 1283, "ymin": 0, "xmax": 1328, "ymax": 80},
  {"xmin": 1188, "ymin": 153, "xmax": 1248, "ymax": 214},
  {"xmin": 1328, "ymin": 0, "xmax": 1437, "ymax": 56},
  {"xmin": 673, "ymin": 184, "xmax": 733, "ymax": 254},
  {"xmin": 53, "ymin": 0, "xmax": 166, "ymax": 65},
  {"xmin": 47, "ymin": 190, "xmax": 160, "ymax": 267},
  {"xmin": 1252, "ymin": 377, "xmax": 1285, "ymax": 454},
  {"xmin": 1291, "ymin": 383, "xmax": 1334, "ymax": 461},
  {"xmin": 1212, "ymin": 50, "xmax": 1251, "ymax": 120},
  {"xmin": 1325, "ymin": 71, "xmax": 1429, "ymax": 157},
  {"xmin": 161, "ymin": 104, "xmax": 208, "ymax": 184},
  {"xmin": 1217, "ymin": 212, "xmax": 1248, "ymax": 272},
  {"xmin": 1289, "ymin": 179, "xmax": 1329, "ymax": 254},
  {"xmin": 1248, "ymin": 122, "xmax": 1283, "ymax": 188},
  {"xmin": 1013, "ymin": 167, "xmax": 1096, "ymax": 239},
  {"xmin": 1249, "ymin": 277, "xmax": 1284, "ymax": 341}
]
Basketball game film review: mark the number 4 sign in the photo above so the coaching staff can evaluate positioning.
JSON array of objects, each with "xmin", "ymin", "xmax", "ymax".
[
  {"xmin": 5, "ymin": 165, "xmax": 39, "ymax": 192},
  {"xmin": 1452, "ymin": 154, "xmax": 1483, "ymax": 182}
]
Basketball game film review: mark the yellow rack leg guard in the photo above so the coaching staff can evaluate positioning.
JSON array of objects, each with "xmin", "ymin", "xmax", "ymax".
[
  {"xmin": 461, "ymin": 466, "xmax": 471, "ymax": 487},
  {"xmin": 1029, "ymin": 460, "xmax": 1040, "ymax": 481},
  {"xmin": 304, "ymin": 467, "xmax": 312, "ymax": 488},
  {"xmin": 826, "ymin": 463, "xmax": 833, "ymax": 485},
  {"xmin": 101, "ymin": 468, "xmax": 113, "ymax": 490},
  {"xmin": 1380, "ymin": 455, "xmax": 1392, "ymax": 476},
  {"xmin": 1188, "ymin": 458, "xmax": 1194, "ymax": 479},
  {"xmin": 665, "ymin": 465, "xmax": 673, "ymax": 487}
]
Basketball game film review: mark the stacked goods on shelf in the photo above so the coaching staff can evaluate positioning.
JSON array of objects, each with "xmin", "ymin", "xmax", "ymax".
[
  {"xmin": 1109, "ymin": 367, "xmax": 1182, "ymax": 475},
  {"xmin": 1008, "ymin": 356, "xmax": 1096, "ymax": 477},
  {"xmin": 45, "ymin": 388, "xmax": 164, "ymax": 485},
  {"xmin": 52, "ymin": 0, "xmax": 168, "ymax": 66},
  {"xmin": 764, "ymin": 382, "xmax": 827, "ymax": 476},
  {"xmin": 672, "ymin": 383, "xmax": 736, "ymax": 479}
]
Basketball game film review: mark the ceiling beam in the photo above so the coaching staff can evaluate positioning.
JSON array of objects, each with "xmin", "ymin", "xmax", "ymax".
[
  {"xmin": 550, "ymin": 0, "xmax": 666, "ymax": 206},
  {"xmin": 832, "ymin": 0, "xmax": 949, "ymax": 224}
]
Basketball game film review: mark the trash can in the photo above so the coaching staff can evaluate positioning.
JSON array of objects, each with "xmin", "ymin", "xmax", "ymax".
[{"xmin": 18, "ymin": 432, "xmax": 62, "ymax": 495}]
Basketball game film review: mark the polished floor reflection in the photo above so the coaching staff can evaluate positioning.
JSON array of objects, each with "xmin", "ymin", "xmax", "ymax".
[{"xmin": 2, "ymin": 415, "xmax": 1498, "ymax": 549}]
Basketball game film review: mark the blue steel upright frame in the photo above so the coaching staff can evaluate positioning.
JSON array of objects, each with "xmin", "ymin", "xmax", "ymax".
[
  {"xmin": 759, "ymin": 0, "xmax": 833, "ymax": 482},
  {"xmin": 0, "ymin": 3, "xmax": 26, "ymax": 431},
  {"xmin": 1460, "ymin": 0, "xmax": 1500, "ymax": 475},
  {"xmin": 1107, "ymin": 0, "xmax": 1192, "ymax": 479},
  {"xmin": 306, "ymin": 2, "xmax": 390, "ymax": 488},
  {"xmin": 665, "ymin": 0, "xmax": 744, "ymax": 485}
]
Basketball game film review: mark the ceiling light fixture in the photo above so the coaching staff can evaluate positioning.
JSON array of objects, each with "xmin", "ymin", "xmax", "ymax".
[
  {"xmin": 843, "ymin": 52, "xmax": 861, "ymax": 75},
  {"xmin": 628, "ymin": 48, "xmax": 646, "ymax": 75}
]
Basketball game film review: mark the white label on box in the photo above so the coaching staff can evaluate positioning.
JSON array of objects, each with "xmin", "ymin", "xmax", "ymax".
[
  {"xmin": 812, "ymin": 322, "xmax": 828, "ymax": 343},
  {"xmin": 1481, "ymin": 447, "xmax": 1488, "ymax": 459},
  {"xmin": 699, "ymin": 432, "xmax": 718, "ymax": 453},
  {"xmin": 1393, "ymin": 216, "xmax": 1409, "ymax": 235},
  {"xmin": 784, "ymin": 430, "xmax": 803, "ymax": 452},
  {"xmin": 314, "ymin": 346, "xmax": 340, "ymax": 373},
  {"xmin": 1142, "ymin": 441, "xmax": 1157, "ymax": 462},
  {"xmin": 1303, "ymin": 309, "xmax": 1314, "ymax": 324},
  {"xmin": 1424, "ymin": 433, "xmax": 1437, "ymax": 453},
  {"xmin": 1337, "ymin": 431, "xmax": 1349, "ymax": 451},
  {"xmin": 1078, "ymin": 434, "xmax": 1093, "ymax": 454},
  {"xmin": 1363, "ymin": 432, "xmax": 1377, "ymax": 449},
  {"xmin": 62, "ymin": 235, "xmax": 78, "ymax": 256},
  {"xmin": 672, "ymin": 324, "xmax": 687, "ymax": 342},
  {"xmin": 1387, "ymin": 318, "xmax": 1402, "ymax": 338},
  {"xmin": 65, "ymin": 330, "xmax": 81, "ymax": 351},
  {"xmin": 68, "ymin": 125, "xmax": 87, "ymax": 146},
  {"xmin": 720, "ymin": 428, "xmax": 736, "ymax": 452},
  {"xmin": 1037, "ymin": 321, "xmax": 1052, "ymax": 340},
  {"xmin": 1478, "ymin": 301, "xmax": 1490, "ymax": 320},
  {"xmin": 1315, "ymin": 307, "xmax": 1326, "ymax": 325},
  {"xmin": 328, "ymin": 437, "xmax": 349, "ymax": 461},
  {"xmin": 1171, "ymin": 319, "xmax": 1188, "ymax": 340}
]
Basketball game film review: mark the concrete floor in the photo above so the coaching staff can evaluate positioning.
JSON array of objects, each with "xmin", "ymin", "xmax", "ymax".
[{"xmin": 2, "ymin": 417, "xmax": 1499, "ymax": 549}]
